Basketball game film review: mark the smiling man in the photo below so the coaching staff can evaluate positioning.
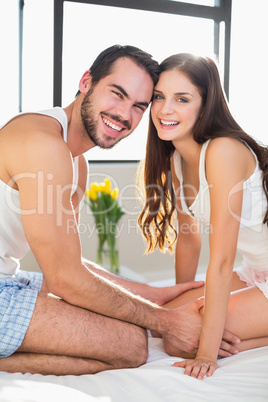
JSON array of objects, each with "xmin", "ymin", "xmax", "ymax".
[
  {"xmin": 79, "ymin": 57, "xmax": 152, "ymax": 149},
  {"xmin": 0, "ymin": 45, "xmax": 238, "ymax": 375}
]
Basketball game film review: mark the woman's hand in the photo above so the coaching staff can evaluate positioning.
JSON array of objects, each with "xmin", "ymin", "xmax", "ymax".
[{"xmin": 172, "ymin": 357, "xmax": 218, "ymax": 380}]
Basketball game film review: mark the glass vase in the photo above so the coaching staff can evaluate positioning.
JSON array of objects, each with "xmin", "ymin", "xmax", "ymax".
[{"xmin": 97, "ymin": 247, "xmax": 119, "ymax": 275}]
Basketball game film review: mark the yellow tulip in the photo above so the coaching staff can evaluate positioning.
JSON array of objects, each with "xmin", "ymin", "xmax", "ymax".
[
  {"xmin": 111, "ymin": 188, "xmax": 119, "ymax": 200},
  {"xmin": 85, "ymin": 189, "xmax": 91, "ymax": 199},
  {"xmin": 97, "ymin": 182, "xmax": 106, "ymax": 192},
  {"xmin": 89, "ymin": 189, "xmax": 98, "ymax": 200},
  {"xmin": 90, "ymin": 182, "xmax": 98, "ymax": 193},
  {"xmin": 104, "ymin": 178, "xmax": 112, "ymax": 194}
]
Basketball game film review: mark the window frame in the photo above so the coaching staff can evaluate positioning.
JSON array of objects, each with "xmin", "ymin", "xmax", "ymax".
[
  {"xmin": 53, "ymin": 0, "xmax": 232, "ymax": 108},
  {"xmin": 50, "ymin": 0, "xmax": 233, "ymax": 162}
]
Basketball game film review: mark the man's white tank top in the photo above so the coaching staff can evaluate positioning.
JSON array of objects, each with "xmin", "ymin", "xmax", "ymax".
[
  {"xmin": 173, "ymin": 140, "xmax": 268, "ymax": 271},
  {"xmin": 0, "ymin": 107, "xmax": 79, "ymax": 277}
]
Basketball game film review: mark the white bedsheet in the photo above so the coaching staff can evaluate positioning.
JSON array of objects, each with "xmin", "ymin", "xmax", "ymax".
[{"xmin": 0, "ymin": 338, "xmax": 267, "ymax": 402}]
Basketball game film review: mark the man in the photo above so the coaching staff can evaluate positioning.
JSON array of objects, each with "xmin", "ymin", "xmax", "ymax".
[{"xmin": 0, "ymin": 45, "xmax": 238, "ymax": 375}]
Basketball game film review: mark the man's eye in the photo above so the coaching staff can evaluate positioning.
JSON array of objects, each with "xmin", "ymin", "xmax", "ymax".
[
  {"xmin": 135, "ymin": 105, "xmax": 145, "ymax": 112},
  {"xmin": 112, "ymin": 91, "xmax": 123, "ymax": 99}
]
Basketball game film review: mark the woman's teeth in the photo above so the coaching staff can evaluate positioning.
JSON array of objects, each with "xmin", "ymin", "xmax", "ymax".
[{"xmin": 160, "ymin": 119, "xmax": 178, "ymax": 126}]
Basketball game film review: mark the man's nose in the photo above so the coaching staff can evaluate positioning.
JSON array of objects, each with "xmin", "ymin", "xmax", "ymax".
[{"xmin": 116, "ymin": 103, "xmax": 132, "ymax": 123}]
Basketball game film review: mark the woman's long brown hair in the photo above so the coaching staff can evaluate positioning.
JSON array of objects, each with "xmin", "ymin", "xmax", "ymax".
[{"xmin": 138, "ymin": 53, "xmax": 268, "ymax": 253}]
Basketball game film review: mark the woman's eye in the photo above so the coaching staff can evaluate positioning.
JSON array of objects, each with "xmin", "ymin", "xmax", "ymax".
[
  {"xmin": 177, "ymin": 97, "xmax": 188, "ymax": 103},
  {"xmin": 153, "ymin": 94, "xmax": 163, "ymax": 100}
]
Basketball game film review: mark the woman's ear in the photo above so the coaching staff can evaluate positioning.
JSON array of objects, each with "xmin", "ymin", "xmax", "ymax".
[{"xmin": 78, "ymin": 70, "xmax": 92, "ymax": 94}]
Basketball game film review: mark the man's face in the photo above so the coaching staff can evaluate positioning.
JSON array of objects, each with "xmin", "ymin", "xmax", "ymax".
[{"xmin": 80, "ymin": 57, "xmax": 154, "ymax": 149}]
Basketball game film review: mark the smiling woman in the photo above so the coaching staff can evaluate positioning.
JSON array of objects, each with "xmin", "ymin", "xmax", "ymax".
[{"xmin": 152, "ymin": 68, "xmax": 203, "ymax": 145}]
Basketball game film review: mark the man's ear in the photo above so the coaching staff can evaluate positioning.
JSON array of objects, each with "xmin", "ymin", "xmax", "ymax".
[{"xmin": 79, "ymin": 70, "xmax": 92, "ymax": 94}]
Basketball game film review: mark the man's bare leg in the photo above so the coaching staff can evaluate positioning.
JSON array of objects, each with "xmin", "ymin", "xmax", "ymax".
[
  {"xmin": 0, "ymin": 352, "xmax": 120, "ymax": 375},
  {"xmin": 0, "ymin": 292, "xmax": 148, "ymax": 375}
]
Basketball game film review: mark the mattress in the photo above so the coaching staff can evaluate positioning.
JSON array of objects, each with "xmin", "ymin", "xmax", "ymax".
[{"xmin": 0, "ymin": 337, "xmax": 267, "ymax": 401}]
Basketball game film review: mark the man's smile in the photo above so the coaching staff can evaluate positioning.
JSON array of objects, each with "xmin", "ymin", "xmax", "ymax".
[
  {"xmin": 101, "ymin": 113, "xmax": 131, "ymax": 138},
  {"xmin": 101, "ymin": 116, "xmax": 124, "ymax": 133}
]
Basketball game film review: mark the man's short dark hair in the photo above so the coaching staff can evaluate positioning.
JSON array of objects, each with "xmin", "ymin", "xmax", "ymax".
[{"xmin": 76, "ymin": 44, "xmax": 159, "ymax": 97}]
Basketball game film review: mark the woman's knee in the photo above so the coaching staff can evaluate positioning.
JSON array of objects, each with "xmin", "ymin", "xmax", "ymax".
[
  {"xmin": 163, "ymin": 338, "xmax": 195, "ymax": 359},
  {"xmin": 164, "ymin": 338, "xmax": 178, "ymax": 356}
]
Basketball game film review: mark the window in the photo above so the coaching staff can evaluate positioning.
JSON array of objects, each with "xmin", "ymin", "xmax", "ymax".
[
  {"xmin": 55, "ymin": 0, "xmax": 230, "ymax": 160},
  {"xmin": 170, "ymin": 0, "xmax": 215, "ymax": 5},
  {"xmin": 0, "ymin": 1, "xmax": 19, "ymax": 121},
  {"xmin": 62, "ymin": 3, "xmax": 218, "ymax": 160},
  {"xmin": 2, "ymin": 1, "xmax": 267, "ymax": 159}
]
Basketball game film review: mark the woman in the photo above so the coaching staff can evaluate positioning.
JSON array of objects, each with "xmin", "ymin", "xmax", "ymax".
[{"xmin": 138, "ymin": 53, "xmax": 268, "ymax": 379}]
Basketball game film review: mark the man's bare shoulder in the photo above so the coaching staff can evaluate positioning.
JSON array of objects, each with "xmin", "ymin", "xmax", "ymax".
[
  {"xmin": 1, "ymin": 113, "xmax": 63, "ymax": 143},
  {"xmin": 0, "ymin": 113, "xmax": 72, "ymax": 185}
]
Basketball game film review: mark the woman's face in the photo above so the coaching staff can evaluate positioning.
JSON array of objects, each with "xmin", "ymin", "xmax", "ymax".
[{"xmin": 151, "ymin": 68, "xmax": 203, "ymax": 145}]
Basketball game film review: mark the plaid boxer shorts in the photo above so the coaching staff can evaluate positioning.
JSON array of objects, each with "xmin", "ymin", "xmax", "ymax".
[{"xmin": 0, "ymin": 270, "xmax": 43, "ymax": 357}]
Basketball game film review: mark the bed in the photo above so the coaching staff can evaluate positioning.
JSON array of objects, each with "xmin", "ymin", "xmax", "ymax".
[
  {"xmin": 0, "ymin": 276, "xmax": 268, "ymax": 401},
  {"xmin": 0, "ymin": 338, "xmax": 267, "ymax": 401}
]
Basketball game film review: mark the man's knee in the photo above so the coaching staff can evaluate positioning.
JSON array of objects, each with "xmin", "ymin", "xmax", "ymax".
[
  {"xmin": 132, "ymin": 326, "xmax": 148, "ymax": 366},
  {"xmin": 117, "ymin": 326, "xmax": 148, "ymax": 369}
]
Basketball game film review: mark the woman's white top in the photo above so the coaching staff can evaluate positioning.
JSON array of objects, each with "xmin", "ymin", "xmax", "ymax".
[
  {"xmin": 173, "ymin": 139, "xmax": 268, "ymax": 271},
  {"xmin": 0, "ymin": 108, "xmax": 79, "ymax": 277}
]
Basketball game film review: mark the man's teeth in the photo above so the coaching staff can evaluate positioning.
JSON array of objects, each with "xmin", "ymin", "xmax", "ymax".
[
  {"xmin": 160, "ymin": 120, "xmax": 178, "ymax": 126},
  {"xmin": 102, "ymin": 117, "xmax": 122, "ymax": 132}
]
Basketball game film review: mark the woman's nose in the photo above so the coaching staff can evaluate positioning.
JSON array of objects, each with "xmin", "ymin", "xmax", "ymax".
[{"xmin": 160, "ymin": 99, "xmax": 174, "ymax": 114}]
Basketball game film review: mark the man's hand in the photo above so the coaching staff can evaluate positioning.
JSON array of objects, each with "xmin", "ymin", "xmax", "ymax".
[
  {"xmin": 157, "ymin": 299, "xmax": 240, "ymax": 356},
  {"xmin": 149, "ymin": 280, "xmax": 204, "ymax": 306},
  {"xmin": 159, "ymin": 298, "xmax": 204, "ymax": 354}
]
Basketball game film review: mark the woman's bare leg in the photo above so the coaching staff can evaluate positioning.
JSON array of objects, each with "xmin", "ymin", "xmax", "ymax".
[
  {"xmin": 223, "ymin": 286, "xmax": 268, "ymax": 350},
  {"xmin": 163, "ymin": 274, "xmax": 268, "ymax": 357},
  {"xmin": 153, "ymin": 272, "xmax": 246, "ymax": 342},
  {"xmin": 164, "ymin": 271, "xmax": 247, "ymax": 309}
]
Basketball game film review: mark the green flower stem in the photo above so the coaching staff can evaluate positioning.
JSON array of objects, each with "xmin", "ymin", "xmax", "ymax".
[
  {"xmin": 85, "ymin": 187, "xmax": 125, "ymax": 276},
  {"xmin": 97, "ymin": 247, "xmax": 119, "ymax": 274},
  {"xmin": 97, "ymin": 248, "xmax": 103, "ymax": 266},
  {"xmin": 109, "ymin": 248, "xmax": 119, "ymax": 275}
]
